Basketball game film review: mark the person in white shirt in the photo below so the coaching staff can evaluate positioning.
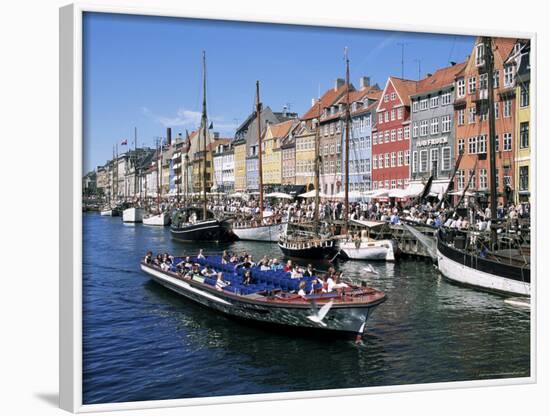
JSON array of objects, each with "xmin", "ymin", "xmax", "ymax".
[
  {"xmin": 197, "ymin": 249, "xmax": 205, "ymax": 259},
  {"xmin": 297, "ymin": 281, "xmax": 307, "ymax": 298},
  {"xmin": 215, "ymin": 272, "xmax": 228, "ymax": 291}
]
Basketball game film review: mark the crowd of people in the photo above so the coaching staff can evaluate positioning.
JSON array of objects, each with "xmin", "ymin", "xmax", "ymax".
[{"xmin": 143, "ymin": 249, "xmax": 350, "ymax": 298}]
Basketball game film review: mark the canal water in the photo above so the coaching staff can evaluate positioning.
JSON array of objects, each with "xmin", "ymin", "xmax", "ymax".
[{"xmin": 82, "ymin": 213, "xmax": 530, "ymax": 404}]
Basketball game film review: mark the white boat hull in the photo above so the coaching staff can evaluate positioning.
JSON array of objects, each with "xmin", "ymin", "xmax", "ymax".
[
  {"xmin": 122, "ymin": 207, "xmax": 144, "ymax": 223},
  {"xmin": 143, "ymin": 212, "xmax": 170, "ymax": 226},
  {"xmin": 233, "ymin": 222, "xmax": 288, "ymax": 242},
  {"xmin": 437, "ymin": 248, "xmax": 530, "ymax": 297},
  {"xmin": 339, "ymin": 239, "xmax": 395, "ymax": 261},
  {"xmin": 100, "ymin": 209, "xmax": 113, "ymax": 216}
]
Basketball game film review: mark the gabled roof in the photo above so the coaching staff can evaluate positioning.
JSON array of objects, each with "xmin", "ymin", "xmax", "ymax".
[
  {"xmin": 388, "ymin": 77, "xmax": 419, "ymax": 107},
  {"xmin": 337, "ymin": 85, "xmax": 381, "ymax": 105},
  {"xmin": 301, "ymin": 84, "xmax": 351, "ymax": 120},
  {"xmin": 268, "ymin": 119, "xmax": 296, "ymax": 139},
  {"xmin": 414, "ymin": 61, "xmax": 467, "ymax": 95}
]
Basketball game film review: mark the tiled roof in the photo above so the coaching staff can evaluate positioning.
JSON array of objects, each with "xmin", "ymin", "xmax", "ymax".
[
  {"xmin": 337, "ymin": 86, "xmax": 381, "ymax": 105},
  {"xmin": 388, "ymin": 77, "xmax": 419, "ymax": 106},
  {"xmin": 301, "ymin": 84, "xmax": 350, "ymax": 120},
  {"xmin": 415, "ymin": 61, "xmax": 467, "ymax": 94},
  {"xmin": 268, "ymin": 119, "xmax": 296, "ymax": 138}
]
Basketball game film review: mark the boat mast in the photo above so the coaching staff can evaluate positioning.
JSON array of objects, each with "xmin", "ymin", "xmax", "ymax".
[
  {"xmin": 157, "ymin": 139, "xmax": 161, "ymax": 213},
  {"xmin": 344, "ymin": 47, "xmax": 351, "ymax": 233},
  {"xmin": 484, "ymin": 36, "xmax": 498, "ymax": 248},
  {"xmin": 201, "ymin": 51, "xmax": 208, "ymax": 220},
  {"xmin": 313, "ymin": 98, "xmax": 321, "ymax": 229},
  {"xmin": 134, "ymin": 127, "xmax": 138, "ymax": 202},
  {"xmin": 256, "ymin": 80, "xmax": 264, "ymax": 221},
  {"xmin": 115, "ymin": 143, "xmax": 118, "ymax": 202}
]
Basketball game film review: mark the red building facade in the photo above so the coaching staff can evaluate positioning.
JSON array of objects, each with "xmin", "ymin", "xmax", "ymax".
[{"xmin": 372, "ymin": 77, "xmax": 417, "ymax": 189}]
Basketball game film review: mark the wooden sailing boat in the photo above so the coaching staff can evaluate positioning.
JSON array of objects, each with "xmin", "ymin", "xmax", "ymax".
[
  {"xmin": 231, "ymin": 81, "xmax": 289, "ymax": 242},
  {"xmin": 143, "ymin": 139, "xmax": 170, "ymax": 226},
  {"xmin": 336, "ymin": 47, "xmax": 396, "ymax": 261},
  {"xmin": 278, "ymin": 78, "xmax": 336, "ymax": 258},
  {"xmin": 434, "ymin": 37, "xmax": 530, "ymax": 296},
  {"xmin": 123, "ymin": 127, "xmax": 145, "ymax": 222},
  {"xmin": 170, "ymin": 51, "xmax": 235, "ymax": 242}
]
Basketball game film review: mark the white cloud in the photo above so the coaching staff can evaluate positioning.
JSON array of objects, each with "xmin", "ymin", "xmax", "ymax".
[{"xmin": 143, "ymin": 106, "xmax": 238, "ymax": 135}]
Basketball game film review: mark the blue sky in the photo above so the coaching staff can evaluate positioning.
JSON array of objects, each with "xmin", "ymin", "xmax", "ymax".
[{"xmin": 83, "ymin": 12, "xmax": 475, "ymax": 173}]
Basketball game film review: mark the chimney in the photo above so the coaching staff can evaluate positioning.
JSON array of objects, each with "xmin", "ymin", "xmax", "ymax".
[
  {"xmin": 450, "ymin": 61, "xmax": 456, "ymax": 66},
  {"xmin": 334, "ymin": 78, "xmax": 345, "ymax": 91},
  {"xmin": 282, "ymin": 105, "xmax": 288, "ymax": 117},
  {"xmin": 166, "ymin": 127, "xmax": 172, "ymax": 146},
  {"xmin": 426, "ymin": 73, "xmax": 433, "ymax": 78},
  {"xmin": 311, "ymin": 98, "xmax": 316, "ymax": 107},
  {"xmin": 359, "ymin": 76, "xmax": 371, "ymax": 89}
]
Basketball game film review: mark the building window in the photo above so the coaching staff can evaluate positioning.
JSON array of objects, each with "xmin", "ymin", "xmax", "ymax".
[
  {"xmin": 458, "ymin": 138, "xmax": 465, "ymax": 154},
  {"xmin": 475, "ymin": 43, "xmax": 485, "ymax": 66},
  {"xmin": 457, "ymin": 78, "xmax": 465, "ymax": 97},
  {"xmin": 478, "ymin": 135, "xmax": 487, "ymax": 154},
  {"xmin": 504, "ymin": 100, "xmax": 512, "ymax": 118},
  {"xmin": 398, "ymin": 151, "xmax": 403, "ymax": 166},
  {"xmin": 441, "ymin": 115, "xmax": 451, "ymax": 133},
  {"xmin": 397, "ymin": 128, "xmax": 403, "ymax": 141},
  {"xmin": 468, "ymin": 136, "xmax": 477, "ymax": 154},
  {"xmin": 373, "ymin": 155, "xmax": 377, "ymax": 169},
  {"xmin": 519, "ymin": 166, "xmax": 529, "ymax": 191},
  {"xmin": 385, "ymin": 131, "xmax": 390, "ymax": 143},
  {"xmin": 479, "ymin": 169, "xmax": 488, "ymax": 189},
  {"xmin": 378, "ymin": 113, "xmax": 383, "ymax": 124},
  {"xmin": 504, "ymin": 132, "xmax": 512, "ymax": 151},
  {"xmin": 420, "ymin": 99, "xmax": 429, "ymax": 111},
  {"xmin": 384, "ymin": 94, "xmax": 389, "ymax": 102},
  {"xmin": 397, "ymin": 107, "xmax": 403, "ymax": 119},
  {"xmin": 412, "ymin": 151, "xmax": 418, "ymax": 173},
  {"xmin": 404, "ymin": 150, "xmax": 410, "ymax": 166},
  {"xmin": 391, "ymin": 109, "xmax": 396, "ymax": 120},
  {"xmin": 404, "ymin": 126, "xmax": 410, "ymax": 139},
  {"xmin": 412, "ymin": 122, "xmax": 418, "ymax": 138},
  {"xmin": 494, "ymin": 102, "xmax": 499, "ymax": 119},
  {"xmin": 457, "ymin": 170, "xmax": 465, "ymax": 190},
  {"xmin": 504, "ymin": 65, "xmax": 515, "ymax": 87},
  {"xmin": 365, "ymin": 136, "xmax": 371, "ymax": 148},
  {"xmin": 430, "ymin": 96, "xmax": 439, "ymax": 108},
  {"xmin": 391, "ymin": 179, "xmax": 396, "ymax": 189},
  {"xmin": 412, "ymin": 101, "xmax": 418, "ymax": 112},
  {"xmin": 493, "ymin": 70, "xmax": 500, "ymax": 88},
  {"xmin": 468, "ymin": 77, "xmax": 476, "ymax": 94},
  {"xmin": 385, "ymin": 153, "xmax": 390, "ymax": 168},
  {"xmin": 372, "ymin": 133, "xmax": 377, "ymax": 145},
  {"xmin": 391, "ymin": 152, "xmax": 396, "ymax": 167},
  {"xmin": 442, "ymin": 146, "xmax": 451, "ymax": 170},
  {"xmin": 468, "ymin": 106, "xmax": 476, "ymax": 124},
  {"xmin": 390, "ymin": 92, "xmax": 396, "ymax": 101},
  {"xmin": 495, "ymin": 135, "xmax": 499, "ymax": 152},
  {"xmin": 521, "ymin": 82, "xmax": 530, "ymax": 107},
  {"xmin": 430, "ymin": 117, "xmax": 439, "ymax": 135},
  {"xmin": 430, "ymin": 148, "xmax": 439, "ymax": 174},
  {"xmin": 441, "ymin": 92, "xmax": 451, "ymax": 106},
  {"xmin": 420, "ymin": 120, "xmax": 429, "ymax": 136},
  {"xmin": 520, "ymin": 122, "xmax": 529, "ymax": 149},
  {"xmin": 336, "ymin": 159, "xmax": 341, "ymax": 173},
  {"xmin": 419, "ymin": 150, "xmax": 428, "ymax": 172},
  {"xmin": 336, "ymin": 142, "xmax": 341, "ymax": 154},
  {"xmin": 469, "ymin": 169, "xmax": 476, "ymax": 189},
  {"xmin": 385, "ymin": 111, "xmax": 389, "ymax": 122},
  {"xmin": 479, "ymin": 73, "xmax": 488, "ymax": 91},
  {"xmin": 457, "ymin": 109, "xmax": 465, "ymax": 126},
  {"xmin": 391, "ymin": 129, "xmax": 396, "ymax": 142}
]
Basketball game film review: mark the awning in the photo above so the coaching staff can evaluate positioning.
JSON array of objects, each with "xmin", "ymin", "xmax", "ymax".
[
  {"xmin": 298, "ymin": 190, "xmax": 330, "ymax": 198},
  {"xmin": 332, "ymin": 190, "xmax": 368, "ymax": 201},
  {"xmin": 265, "ymin": 192, "xmax": 293, "ymax": 199},
  {"xmin": 350, "ymin": 219, "xmax": 386, "ymax": 228}
]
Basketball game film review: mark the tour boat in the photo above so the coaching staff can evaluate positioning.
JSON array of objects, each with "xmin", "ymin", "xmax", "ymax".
[
  {"xmin": 171, "ymin": 207, "xmax": 235, "ymax": 242},
  {"xmin": 338, "ymin": 220, "xmax": 396, "ymax": 261},
  {"xmin": 140, "ymin": 255, "xmax": 386, "ymax": 339},
  {"xmin": 122, "ymin": 207, "xmax": 144, "ymax": 223},
  {"xmin": 143, "ymin": 212, "xmax": 170, "ymax": 226}
]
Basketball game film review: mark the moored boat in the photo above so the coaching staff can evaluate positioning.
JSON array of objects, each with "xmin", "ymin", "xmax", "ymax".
[
  {"xmin": 140, "ymin": 254, "xmax": 386, "ymax": 339},
  {"xmin": 122, "ymin": 206, "xmax": 144, "ymax": 223},
  {"xmin": 100, "ymin": 206, "xmax": 120, "ymax": 216},
  {"xmin": 171, "ymin": 207, "xmax": 235, "ymax": 242},
  {"xmin": 338, "ymin": 220, "xmax": 396, "ymax": 261},
  {"xmin": 278, "ymin": 229, "xmax": 338, "ymax": 259},
  {"xmin": 143, "ymin": 212, "xmax": 170, "ymax": 226},
  {"xmin": 232, "ymin": 221, "xmax": 288, "ymax": 242}
]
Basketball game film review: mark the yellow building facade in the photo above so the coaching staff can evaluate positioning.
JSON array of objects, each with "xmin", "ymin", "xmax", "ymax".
[
  {"xmin": 233, "ymin": 140, "xmax": 247, "ymax": 192},
  {"xmin": 294, "ymin": 124, "xmax": 316, "ymax": 189},
  {"xmin": 514, "ymin": 41, "xmax": 531, "ymax": 204},
  {"xmin": 263, "ymin": 120, "xmax": 295, "ymax": 186}
]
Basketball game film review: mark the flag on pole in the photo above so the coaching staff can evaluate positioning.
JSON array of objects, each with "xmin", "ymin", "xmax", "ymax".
[{"xmin": 121, "ymin": 139, "xmax": 128, "ymax": 145}]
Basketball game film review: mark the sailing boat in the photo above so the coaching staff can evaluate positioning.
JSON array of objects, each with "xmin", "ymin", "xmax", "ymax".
[
  {"xmin": 231, "ymin": 81, "xmax": 288, "ymax": 242},
  {"xmin": 170, "ymin": 51, "xmax": 235, "ymax": 243},
  {"xmin": 434, "ymin": 37, "xmax": 530, "ymax": 296},
  {"xmin": 336, "ymin": 48, "xmax": 395, "ymax": 261},
  {"xmin": 143, "ymin": 140, "xmax": 170, "ymax": 226},
  {"xmin": 278, "ymin": 86, "xmax": 336, "ymax": 258},
  {"xmin": 122, "ymin": 127, "xmax": 145, "ymax": 223}
]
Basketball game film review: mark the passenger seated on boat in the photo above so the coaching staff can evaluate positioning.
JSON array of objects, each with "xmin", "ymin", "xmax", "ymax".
[
  {"xmin": 221, "ymin": 250, "xmax": 230, "ymax": 264},
  {"xmin": 332, "ymin": 272, "xmax": 349, "ymax": 290},
  {"xmin": 184, "ymin": 256, "xmax": 193, "ymax": 268},
  {"xmin": 197, "ymin": 249, "xmax": 206, "ymax": 259},
  {"xmin": 184, "ymin": 264, "xmax": 201, "ymax": 279},
  {"xmin": 201, "ymin": 265, "xmax": 216, "ymax": 277},
  {"xmin": 243, "ymin": 270, "xmax": 253, "ymax": 285},
  {"xmin": 154, "ymin": 254, "xmax": 163, "ymax": 266},
  {"xmin": 297, "ymin": 281, "xmax": 307, "ymax": 298},
  {"xmin": 215, "ymin": 272, "xmax": 228, "ymax": 291},
  {"xmin": 283, "ymin": 260, "xmax": 293, "ymax": 273},
  {"xmin": 161, "ymin": 260, "xmax": 171, "ymax": 271},
  {"xmin": 270, "ymin": 259, "xmax": 282, "ymax": 270},
  {"xmin": 303, "ymin": 264, "xmax": 314, "ymax": 277},
  {"xmin": 144, "ymin": 251, "xmax": 153, "ymax": 264},
  {"xmin": 290, "ymin": 266, "xmax": 303, "ymax": 279}
]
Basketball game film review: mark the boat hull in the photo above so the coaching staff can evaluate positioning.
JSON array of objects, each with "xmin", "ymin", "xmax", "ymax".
[
  {"xmin": 339, "ymin": 239, "xmax": 395, "ymax": 261},
  {"xmin": 233, "ymin": 222, "xmax": 288, "ymax": 242},
  {"xmin": 100, "ymin": 209, "xmax": 119, "ymax": 217},
  {"xmin": 278, "ymin": 240, "xmax": 337, "ymax": 259},
  {"xmin": 436, "ymin": 236, "xmax": 530, "ymax": 297},
  {"xmin": 171, "ymin": 219, "xmax": 235, "ymax": 242},
  {"xmin": 143, "ymin": 212, "xmax": 170, "ymax": 226},
  {"xmin": 141, "ymin": 263, "xmax": 384, "ymax": 337},
  {"xmin": 122, "ymin": 207, "xmax": 144, "ymax": 223}
]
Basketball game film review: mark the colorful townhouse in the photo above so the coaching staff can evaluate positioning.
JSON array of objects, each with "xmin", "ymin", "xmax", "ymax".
[
  {"xmin": 409, "ymin": 62, "xmax": 466, "ymax": 194},
  {"xmin": 295, "ymin": 80, "xmax": 348, "ymax": 192},
  {"xmin": 511, "ymin": 39, "xmax": 531, "ymax": 204},
  {"xmin": 280, "ymin": 127, "xmax": 297, "ymax": 188},
  {"xmin": 340, "ymin": 80, "xmax": 381, "ymax": 193},
  {"xmin": 263, "ymin": 119, "xmax": 297, "ymax": 190},
  {"xmin": 212, "ymin": 142, "xmax": 234, "ymax": 193},
  {"xmin": 372, "ymin": 77, "xmax": 417, "ymax": 190},
  {"xmin": 453, "ymin": 37, "xmax": 517, "ymax": 205}
]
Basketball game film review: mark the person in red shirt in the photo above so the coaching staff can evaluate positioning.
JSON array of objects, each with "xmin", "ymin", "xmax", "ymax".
[{"xmin": 283, "ymin": 259, "xmax": 293, "ymax": 273}]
